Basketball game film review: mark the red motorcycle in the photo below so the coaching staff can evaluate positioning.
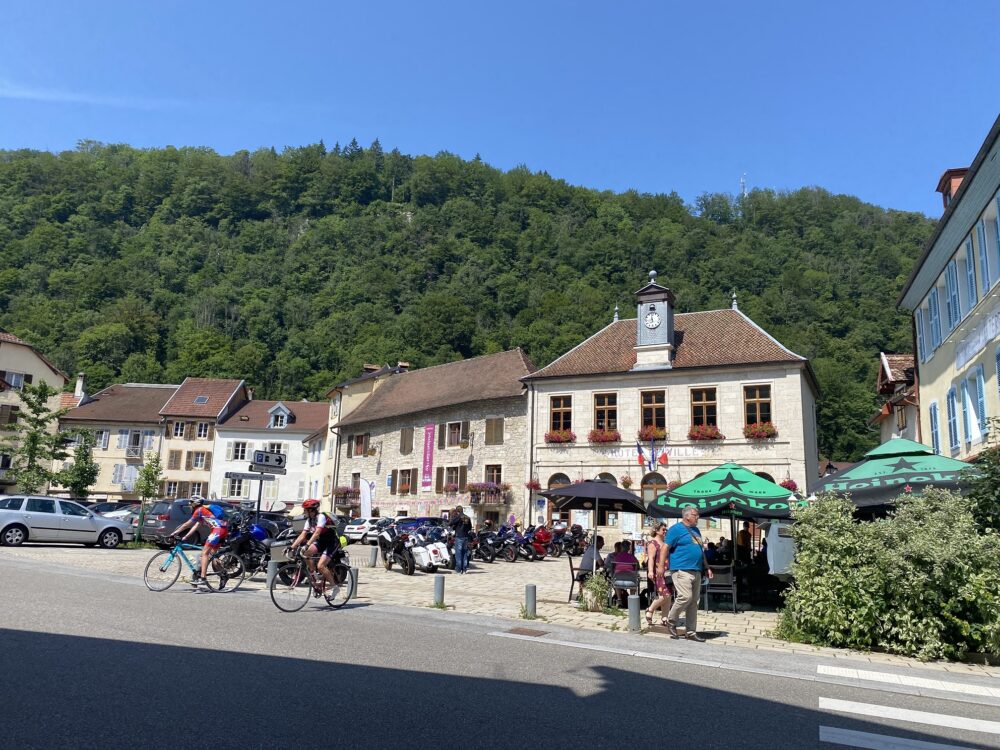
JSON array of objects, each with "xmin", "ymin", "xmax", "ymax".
[{"xmin": 525, "ymin": 525, "xmax": 552, "ymax": 560}]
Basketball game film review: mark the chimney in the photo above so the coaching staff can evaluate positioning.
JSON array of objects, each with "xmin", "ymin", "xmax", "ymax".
[
  {"xmin": 936, "ymin": 168, "xmax": 969, "ymax": 211},
  {"xmin": 396, "ymin": 361, "xmax": 410, "ymax": 371},
  {"xmin": 362, "ymin": 363, "xmax": 380, "ymax": 374},
  {"xmin": 74, "ymin": 372, "xmax": 86, "ymax": 399},
  {"xmin": 247, "ymin": 388, "xmax": 254, "ymax": 400}
]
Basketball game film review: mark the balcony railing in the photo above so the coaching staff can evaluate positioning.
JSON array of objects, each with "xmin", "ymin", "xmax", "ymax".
[
  {"xmin": 125, "ymin": 447, "xmax": 143, "ymax": 459},
  {"xmin": 120, "ymin": 481, "xmax": 136, "ymax": 493},
  {"xmin": 469, "ymin": 491, "xmax": 508, "ymax": 506}
]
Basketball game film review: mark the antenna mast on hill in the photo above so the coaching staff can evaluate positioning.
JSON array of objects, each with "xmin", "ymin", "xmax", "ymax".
[{"xmin": 740, "ymin": 173, "xmax": 748, "ymax": 198}]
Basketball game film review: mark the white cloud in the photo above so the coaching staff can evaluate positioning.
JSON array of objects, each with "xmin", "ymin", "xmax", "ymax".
[{"xmin": 0, "ymin": 77, "xmax": 185, "ymax": 110}]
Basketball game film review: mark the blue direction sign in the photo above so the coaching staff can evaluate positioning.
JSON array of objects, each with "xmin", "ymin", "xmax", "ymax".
[{"xmin": 253, "ymin": 450, "xmax": 286, "ymax": 468}]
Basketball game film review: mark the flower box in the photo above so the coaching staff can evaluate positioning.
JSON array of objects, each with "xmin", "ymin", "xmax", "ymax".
[
  {"xmin": 587, "ymin": 428, "xmax": 621, "ymax": 444},
  {"xmin": 333, "ymin": 486, "xmax": 359, "ymax": 497},
  {"xmin": 779, "ymin": 478, "xmax": 798, "ymax": 492},
  {"xmin": 444, "ymin": 483, "xmax": 460, "ymax": 494},
  {"xmin": 398, "ymin": 484, "xmax": 411, "ymax": 493},
  {"xmin": 544, "ymin": 429, "xmax": 576, "ymax": 444},
  {"xmin": 743, "ymin": 421, "xmax": 778, "ymax": 440},
  {"xmin": 637, "ymin": 426, "xmax": 667, "ymax": 442},
  {"xmin": 687, "ymin": 424, "xmax": 725, "ymax": 441},
  {"xmin": 619, "ymin": 474, "xmax": 633, "ymax": 489}
]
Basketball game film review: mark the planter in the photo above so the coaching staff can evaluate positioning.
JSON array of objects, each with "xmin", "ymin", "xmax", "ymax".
[
  {"xmin": 581, "ymin": 588, "xmax": 604, "ymax": 612},
  {"xmin": 743, "ymin": 422, "xmax": 778, "ymax": 440},
  {"xmin": 688, "ymin": 425, "xmax": 725, "ymax": 441},
  {"xmin": 588, "ymin": 428, "xmax": 621, "ymax": 444},
  {"xmin": 779, "ymin": 478, "xmax": 798, "ymax": 492},
  {"xmin": 544, "ymin": 429, "xmax": 577, "ymax": 444},
  {"xmin": 637, "ymin": 426, "xmax": 667, "ymax": 442},
  {"xmin": 524, "ymin": 479, "xmax": 542, "ymax": 491}
]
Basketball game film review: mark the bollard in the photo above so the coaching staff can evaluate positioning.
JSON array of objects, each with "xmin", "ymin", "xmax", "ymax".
[
  {"xmin": 525, "ymin": 584, "xmax": 536, "ymax": 618},
  {"xmin": 434, "ymin": 574, "xmax": 445, "ymax": 607},
  {"xmin": 628, "ymin": 594, "xmax": 641, "ymax": 632},
  {"xmin": 368, "ymin": 546, "xmax": 378, "ymax": 568},
  {"xmin": 350, "ymin": 567, "xmax": 359, "ymax": 599},
  {"xmin": 266, "ymin": 559, "xmax": 279, "ymax": 588}
]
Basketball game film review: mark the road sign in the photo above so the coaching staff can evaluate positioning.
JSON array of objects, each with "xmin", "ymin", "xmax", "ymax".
[
  {"xmin": 252, "ymin": 450, "xmax": 286, "ymax": 469},
  {"xmin": 250, "ymin": 463, "xmax": 286, "ymax": 475},
  {"xmin": 225, "ymin": 471, "xmax": 275, "ymax": 482}
]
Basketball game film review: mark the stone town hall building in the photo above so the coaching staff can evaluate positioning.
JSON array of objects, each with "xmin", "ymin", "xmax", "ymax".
[{"xmin": 522, "ymin": 273, "xmax": 819, "ymax": 532}]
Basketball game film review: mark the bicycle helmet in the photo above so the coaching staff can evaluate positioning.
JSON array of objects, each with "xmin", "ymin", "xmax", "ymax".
[
  {"xmin": 302, "ymin": 499, "xmax": 321, "ymax": 511},
  {"xmin": 190, "ymin": 496, "xmax": 204, "ymax": 507}
]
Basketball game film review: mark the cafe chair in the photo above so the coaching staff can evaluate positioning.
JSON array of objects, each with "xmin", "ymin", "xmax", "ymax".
[{"xmin": 702, "ymin": 564, "xmax": 737, "ymax": 613}]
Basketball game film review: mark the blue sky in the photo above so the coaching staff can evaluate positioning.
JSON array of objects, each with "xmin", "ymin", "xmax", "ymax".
[{"xmin": 1, "ymin": 1, "xmax": 997, "ymax": 216}]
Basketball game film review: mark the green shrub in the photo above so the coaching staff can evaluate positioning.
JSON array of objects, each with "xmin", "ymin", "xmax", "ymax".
[{"xmin": 776, "ymin": 489, "xmax": 1000, "ymax": 661}]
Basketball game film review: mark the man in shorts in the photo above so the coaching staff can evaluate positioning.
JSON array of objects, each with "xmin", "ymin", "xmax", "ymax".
[
  {"xmin": 172, "ymin": 497, "xmax": 228, "ymax": 587},
  {"xmin": 290, "ymin": 499, "xmax": 341, "ymax": 589}
]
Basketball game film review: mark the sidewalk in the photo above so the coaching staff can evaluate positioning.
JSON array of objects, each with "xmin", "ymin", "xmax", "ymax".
[{"xmin": 2, "ymin": 543, "xmax": 998, "ymax": 678}]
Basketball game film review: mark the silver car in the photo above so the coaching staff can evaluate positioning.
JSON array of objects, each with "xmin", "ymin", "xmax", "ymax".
[{"xmin": 0, "ymin": 495, "xmax": 134, "ymax": 548}]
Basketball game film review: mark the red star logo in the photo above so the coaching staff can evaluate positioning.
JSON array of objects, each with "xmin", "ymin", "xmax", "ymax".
[{"xmin": 903, "ymin": 484, "xmax": 913, "ymax": 493}]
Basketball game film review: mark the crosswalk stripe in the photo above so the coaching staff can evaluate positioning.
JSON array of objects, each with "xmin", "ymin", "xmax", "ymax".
[
  {"xmin": 819, "ymin": 697, "xmax": 1000, "ymax": 736},
  {"xmin": 818, "ymin": 665, "xmax": 1000, "ymax": 699},
  {"xmin": 819, "ymin": 726, "xmax": 977, "ymax": 749}
]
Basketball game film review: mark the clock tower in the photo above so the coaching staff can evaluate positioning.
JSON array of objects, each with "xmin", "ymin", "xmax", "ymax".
[{"xmin": 632, "ymin": 270, "xmax": 675, "ymax": 370}]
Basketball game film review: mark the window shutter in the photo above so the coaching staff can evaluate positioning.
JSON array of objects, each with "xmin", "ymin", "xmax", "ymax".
[
  {"xmin": 438, "ymin": 424, "xmax": 446, "ymax": 449},
  {"xmin": 347, "ymin": 435, "xmax": 354, "ymax": 458},
  {"xmin": 166, "ymin": 421, "xmax": 174, "ymax": 438},
  {"xmin": 301, "ymin": 444, "xmax": 308, "ymax": 464},
  {"xmin": 142, "ymin": 430, "xmax": 154, "ymax": 449},
  {"xmin": 242, "ymin": 481, "xmax": 250, "ymax": 499},
  {"xmin": 977, "ymin": 220, "xmax": 990, "ymax": 294},
  {"xmin": 966, "ymin": 238, "xmax": 979, "ymax": 308},
  {"xmin": 363, "ymin": 434, "xmax": 370, "ymax": 454},
  {"xmin": 460, "ymin": 421, "xmax": 470, "ymax": 442},
  {"xmin": 0, "ymin": 371, "xmax": 5, "ymax": 384},
  {"xmin": 185, "ymin": 452, "xmax": 193, "ymax": 470},
  {"xmin": 495, "ymin": 418, "xmax": 504, "ymax": 445},
  {"xmin": 23, "ymin": 374, "xmax": 33, "ymax": 385},
  {"xmin": 390, "ymin": 469, "xmax": 398, "ymax": 495},
  {"xmin": 206, "ymin": 424, "xmax": 214, "ymax": 440},
  {"xmin": 178, "ymin": 481, "xmax": 190, "ymax": 498},
  {"xmin": 117, "ymin": 429, "xmax": 128, "ymax": 449},
  {"xmin": 976, "ymin": 365, "xmax": 987, "ymax": 431},
  {"xmin": 185, "ymin": 422, "xmax": 194, "ymax": 440},
  {"xmin": 411, "ymin": 468, "xmax": 419, "ymax": 495},
  {"xmin": 458, "ymin": 466, "xmax": 467, "ymax": 491},
  {"xmin": 929, "ymin": 403, "xmax": 940, "ymax": 455},
  {"xmin": 226, "ymin": 441, "xmax": 234, "ymax": 461},
  {"xmin": 204, "ymin": 452, "xmax": 212, "ymax": 471},
  {"xmin": 112, "ymin": 464, "xmax": 123, "ymax": 483},
  {"xmin": 0, "ymin": 405, "xmax": 8, "ymax": 425},
  {"xmin": 158, "ymin": 481, "xmax": 165, "ymax": 497},
  {"xmin": 435, "ymin": 467, "xmax": 444, "ymax": 492},
  {"xmin": 101, "ymin": 430, "xmax": 110, "ymax": 450}
]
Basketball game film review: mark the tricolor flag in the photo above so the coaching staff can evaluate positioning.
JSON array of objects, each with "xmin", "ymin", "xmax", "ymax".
[
  {"xmin": 657, "ymin": 451, "xmax": 669, "ymax": 467},
  {"xmin": 636, "ymin": 441, "xmax": 646, "ymax": 467}
]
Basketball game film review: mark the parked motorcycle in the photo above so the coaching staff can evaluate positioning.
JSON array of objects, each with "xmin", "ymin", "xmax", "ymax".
[
  {"xmin": 379, "ymin": 524, "xmax": 415, "ymax": 575},
  {"xmin": 225, "ymin": 513, "xmax": 273, "ymax": 576},
  {"xmin": 414, "ymin": 525, "xmax": 451, "ymax": 572},
  {"xmin": 494, "ymin": 524, "xmax": 519, "ymax": 563},
  {"xmin": 559, "ymin": 524, "xmax": 587, "ymax": 556},
  {"xmin": 469, "ymin": 530, "xmax": 496, "ymax": 563}
]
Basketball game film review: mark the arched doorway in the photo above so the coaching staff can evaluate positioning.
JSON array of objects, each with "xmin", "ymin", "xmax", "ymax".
[
  {"xmin": 596, "ymin": 472, "xmax": 617, "ymax": 486},
  {"xmin": 547, "ymin": 473, "xmax": 572, "ymax": 525},
  {"xmin": 640, "ymin": 472, "xmax": 669, "ymax": 506},
  {"xmin": 756, "ymin": 472, "xmax": 775, "ymax": 483}
]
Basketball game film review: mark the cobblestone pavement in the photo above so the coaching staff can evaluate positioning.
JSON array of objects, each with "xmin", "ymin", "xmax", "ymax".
[{"xmin": 2, "ymin": 542, "xmax": 998, "ymax": 678}]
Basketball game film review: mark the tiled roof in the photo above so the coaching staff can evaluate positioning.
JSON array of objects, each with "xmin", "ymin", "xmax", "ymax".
[
  {"xmin": 62, "ymin": 384, "xmax": 179, "ymax": 424},
  {"xmin": 160, "ymin": 377, "xmax": 246, "ymax": 418},
  {"xmin": 329, "ymin": 364, "xmax": 407, "ymax": 392},
  {"xmin": 0, "ymin": 329, "xmax": 69, "ymax": 380},
  {"xmin": 59, "ymin": 393, "xmax": 82, "ymax": 410},
  {"xmin": 336, "ymin": 349, "xmax": 536, "ymax": 427},
  {"xmin": 525, "ymin": 310, "xmax": 805, "ymax": 380},
  {"xmin": 883, "ymin": 353, "xmax": 914, "ymax": 382},
  {"xmin": 218, "ymin": 400, "xmax": 329, "ymax": 433}
]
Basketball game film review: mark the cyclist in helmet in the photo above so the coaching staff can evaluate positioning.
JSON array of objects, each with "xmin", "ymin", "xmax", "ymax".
[
  {"xmin": 290, "ymin": 499, "xmax": 340, "ymax": 589},
  {"xmin": 172, "ymin": 497, "xmax": 228, "ymax": 587}
]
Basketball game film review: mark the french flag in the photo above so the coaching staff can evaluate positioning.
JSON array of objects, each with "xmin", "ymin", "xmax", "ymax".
[{"xmin": 636, "ymin": 441, "xmax": 646, "ymax": 468}]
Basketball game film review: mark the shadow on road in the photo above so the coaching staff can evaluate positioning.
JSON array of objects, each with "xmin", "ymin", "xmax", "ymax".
[{"xmin": 0, "ymin": 628, "xmax": 992, "ymax": 749}]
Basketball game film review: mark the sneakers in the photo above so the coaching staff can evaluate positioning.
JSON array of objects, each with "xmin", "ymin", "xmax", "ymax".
[
  {"xmin": 189, "ymin": 575, "xmax": 205, "ymax": 587},
  {"xmin": 685, "ymin": 632, "xmax": 707, "ymax": 643},
  {"xmin": 665, "ymin": 620, "xmax": 679, "ymax": 638}
]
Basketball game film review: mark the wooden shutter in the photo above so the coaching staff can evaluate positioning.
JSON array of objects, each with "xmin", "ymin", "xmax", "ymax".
[
  {"xmin": 363, "ymin": 434, "xmax": 370, "ymax": 454},
  {"xmin": 411, "ymin": 468, "xmax": 419, "ymax": 495},
  {"xmin": 437, "ymin": 424, "xmax": 446, "ymax": 449},
  {"xmin": 458, "ymin": 466, "xmax": 467, "ymax": 491},
  {"xmin": 184, "ymin": 452, "xmax": 193, "ymax": 470},
  {"xmin": 184, "ymin": 422, "xmax": 194, "ymax": 440},
  {"xmin": 226, "ymin": 441, "xmax": 234, "ymax": 460},
  {"xmin": 168, "ymin": 450, "xmax": 181, "ymax": 471},
  {"xmin": 178, "ymin": 481, "xmax": 190, "ymax": 498},
  {"xmin": 460, "ymin": 421, "xmax": 470, "ymax": 443},
  {"xmin": 206, "ymin": 424, "xmax": 214, "ymax": 440},
  {"xmin": 0, "ymin": 405, "xmax": 8, "ymax": 425},
  {"xmin": 203, "ymin": 452, "xmax": 212, "ymax": 471},
  {"xmin": 165, "ymin": 421, "xmax": 174, "ymax": 439},
  {"xmin": 435, "ymin": 467, "xmax": 444, "ymax": 492},
  {"xmin": 23, "ymin": 374, "xmax": 33, "ymax": 385},
  {"xmin": 242, "ymin": 481, "xmax": 250, "ymax": 498},
  {"xmin": 347, "ymin": 435, "xmax": 354, "ymax": 457},
  {"xmin": 390, "ymin": 469, "xmax": 398, "ymax": 495}
]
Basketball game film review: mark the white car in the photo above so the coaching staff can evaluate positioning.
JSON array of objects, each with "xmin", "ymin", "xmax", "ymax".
[
  {"xmin": 343, "ymin": 517, "xmax": 385, "ymax": 544},
  {"xmin": 0, "ymin": 495, "xmax": 134, "ymax": 548}
]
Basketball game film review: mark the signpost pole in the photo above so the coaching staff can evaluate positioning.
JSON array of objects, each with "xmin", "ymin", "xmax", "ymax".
[{"xmin": 255, "ymin": 473, "xmax": 263, "ymax": 523}]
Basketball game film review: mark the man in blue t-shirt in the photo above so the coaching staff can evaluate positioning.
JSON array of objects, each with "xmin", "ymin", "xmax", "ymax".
[{"xmin": 665, "ymin": 507, "xmax": 713, "ymax": 641}]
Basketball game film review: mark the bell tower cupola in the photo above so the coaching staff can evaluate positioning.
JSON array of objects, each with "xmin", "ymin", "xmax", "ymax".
[{"xmin": 632, "ymin": 270, "xmax": 675, "ymax": 370}]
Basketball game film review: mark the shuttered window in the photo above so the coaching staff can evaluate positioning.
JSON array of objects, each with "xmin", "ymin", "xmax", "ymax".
[
  {"xmin": 485, "ymin": 418, "xmax": 504, "ymax": 445},
  {"xmin": 399, "ymin": 427, "xmax": 414, "ymax": 455},
  {"xmin": 928, "ymin": 402, "xmax": 940, "ymax": 455}
]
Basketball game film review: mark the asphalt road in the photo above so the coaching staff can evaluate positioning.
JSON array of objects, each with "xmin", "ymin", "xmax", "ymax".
[{"xmin": 0, "ymin": 556, "xmax": 998, "ymax": 750}]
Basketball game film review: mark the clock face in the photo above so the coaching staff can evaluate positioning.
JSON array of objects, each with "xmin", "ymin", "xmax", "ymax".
[{"xmin": 644, "ymin": 311, "xmax": 661, "ymax": 329}]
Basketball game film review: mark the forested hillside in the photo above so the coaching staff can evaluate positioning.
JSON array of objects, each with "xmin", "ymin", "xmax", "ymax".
[{"xmin": 0, "ymin": 140, "xmax": 935, "ymax": 460}]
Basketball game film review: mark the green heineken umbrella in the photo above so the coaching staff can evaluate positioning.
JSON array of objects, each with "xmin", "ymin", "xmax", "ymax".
[
  {"xmin": 810, "ymin": 437, "xmax": 974, "ymax": 510},
  {"xmin": 648, "ymin": 463, "xmax": 806, "ymax": 520}
]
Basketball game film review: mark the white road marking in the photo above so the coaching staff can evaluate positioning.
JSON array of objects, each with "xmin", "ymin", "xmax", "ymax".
[
  {"xmin": 818, "ymin": 665, "xmax": 1000, "ymax": 699},
  {"xmin": 819, "ymin": 726, "xmax": 976, "ymax": 749},
  {"xmin": 819, "ymin": 697, "xmax": 1000, "ymax": 736}
]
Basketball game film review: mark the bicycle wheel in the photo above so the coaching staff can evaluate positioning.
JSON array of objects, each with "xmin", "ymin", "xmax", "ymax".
[
  {"xmin": 270, "ymin": 563, "xmax": 311, "ymax": 612},
  {"xmin": 324, "ymin": 564, "xmax": 354, "ymax": 609},
  {"xmin": 203, "ymin": 551, "xmax": 246, "ymax": 593},
  {"xmin": 144, "ymin": 550, "xmax": 181, "ymax": 592}
]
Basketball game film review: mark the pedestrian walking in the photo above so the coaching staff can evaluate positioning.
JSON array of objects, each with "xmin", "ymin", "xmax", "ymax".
[
  {"xmin": 665, "ymin": 507, "xmax": 713, "ymax": 641},
  {"xmin": 450, "ymin": 505, "xmax": 473, "ymax": 574},
  {"xmin": 645, "ymin": 523, "xmax": 672, "ymax": 626}
]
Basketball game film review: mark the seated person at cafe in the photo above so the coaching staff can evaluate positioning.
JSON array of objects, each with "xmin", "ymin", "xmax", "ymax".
[
  {"xmin": 578, "ymin": 535, "xmax": 605, "ymax": 579},
  {"xmin": 736, "ymin": 520, "xmax": 752, "ymax": 564},
  {"xmin": 705, "ymin": 541, "xmax": 721, "ymax": 564},
  {"xmin": 605, "ymin": 541, "xmax": 623, "ymax": 571},
  {"xmin": 615, "ymin": 540, "xmax": 639, "ymax": 572}
]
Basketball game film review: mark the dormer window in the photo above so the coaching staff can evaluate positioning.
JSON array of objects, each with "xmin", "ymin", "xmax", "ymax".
[
  {"xmin": 267, "ymin": 402, "xmax": 292, "ymax": 429},
  {"xmin": 271, "ymin": 414, "xmax": 286, "ymax": 429},
  {"xmin": 193, "ymin": 395, "xmax": 209, "ymax": 405}
]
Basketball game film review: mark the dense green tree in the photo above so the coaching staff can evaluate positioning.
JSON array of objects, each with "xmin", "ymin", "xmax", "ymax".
[
  {"xmin": 0, "ymin": 380, "xmax": 68, "ymax": 493},
  {"xmin": 0, "ymin": 143, "xmax": 936, "ymax": 460},
  {"xmin": 58, "ymin": 429, "xmax": 101, "ymax": 499}
]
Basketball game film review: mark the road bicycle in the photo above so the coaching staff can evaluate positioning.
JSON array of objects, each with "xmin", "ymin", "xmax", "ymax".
[
  {"xmin": 143, "ymin": 538, "xmax": 246, "ymax": 593},
  {"xmin": 269, "ymin": 546, "xmax": 354, "ymax": 612}
]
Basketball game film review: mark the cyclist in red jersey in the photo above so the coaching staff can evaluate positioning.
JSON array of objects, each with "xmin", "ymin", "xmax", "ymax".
[
  {"xmin": 290, "ymin": 499, "xmax": 340, "ymax": 589},
  {"xmin": 172, "ymin": 497, "xmax": 228, "ymax": 586}
]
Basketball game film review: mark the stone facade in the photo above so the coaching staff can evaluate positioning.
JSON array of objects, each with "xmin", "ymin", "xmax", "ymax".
[{"xmin": 336, "ymin": 396, "xmax": 528, "ymax": 525}]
